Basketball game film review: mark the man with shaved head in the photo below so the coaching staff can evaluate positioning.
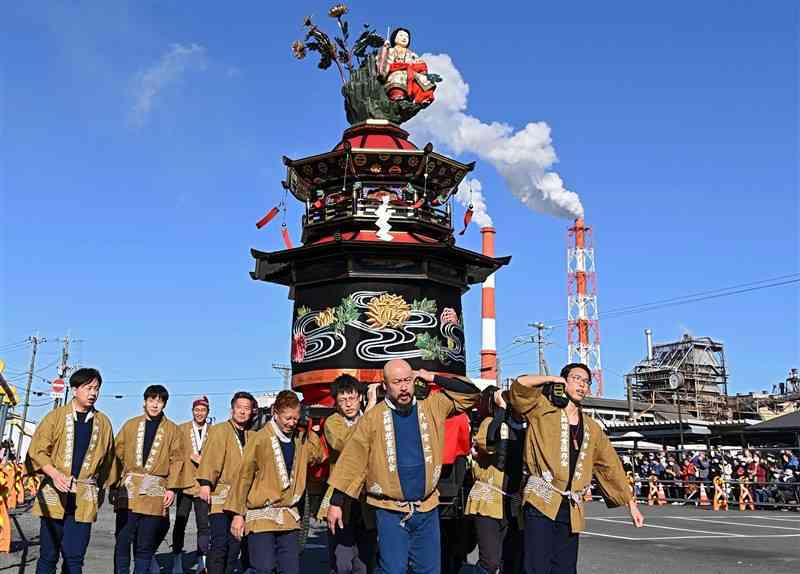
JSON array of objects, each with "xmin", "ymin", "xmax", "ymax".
[{"xmin": 327, "ymin": 359, "xmax": 501, "ymax": 574}]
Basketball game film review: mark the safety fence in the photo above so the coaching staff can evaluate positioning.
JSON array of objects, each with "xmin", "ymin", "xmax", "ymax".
[{"xmin": 597, "ymin": 446, "xmax": 800, "ymax": 510}]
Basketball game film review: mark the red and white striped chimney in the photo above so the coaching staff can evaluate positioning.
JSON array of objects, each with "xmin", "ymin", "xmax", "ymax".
[{"xmin": 480, "ymin": 227, "xmax": 498, "ymax": 385}]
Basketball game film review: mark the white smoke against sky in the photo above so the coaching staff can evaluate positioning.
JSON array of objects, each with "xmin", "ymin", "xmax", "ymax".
[
  {"xmin": 407, "ymin": 53, "xmax": 584, "ymax": 219},
  {"xmin": 455, "ymin": 178, "xmax": 492, "ymax": 227}
]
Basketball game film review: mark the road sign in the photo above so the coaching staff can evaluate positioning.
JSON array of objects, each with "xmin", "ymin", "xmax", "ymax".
[{"xmin": 52, "ymin": 378, "xmax": 65, "ymax": 398}]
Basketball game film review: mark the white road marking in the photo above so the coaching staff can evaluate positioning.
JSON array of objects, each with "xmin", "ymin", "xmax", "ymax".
[
  {"xmin": 703, "ymin": 515, "xmax": 800, "ymax": 524},
  {"xmin": 663, "ymin": 516, "xmax": 800, "ymax": 531},
  {"xmin": 586, "ymin": 517, "xmax": 746, "ymax": 536},
  {"xmin": 583, "ymin": 531, "xmax": 800, "ymax": 541}
]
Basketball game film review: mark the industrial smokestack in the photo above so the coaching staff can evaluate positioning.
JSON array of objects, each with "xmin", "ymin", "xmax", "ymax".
[
  {"xmin": 480, "ymin": 227, "xmax": 497, "ymax": 385},
  {"xmin": 645, "ymin": 329, "xmax": 653, "ymax": 361}
]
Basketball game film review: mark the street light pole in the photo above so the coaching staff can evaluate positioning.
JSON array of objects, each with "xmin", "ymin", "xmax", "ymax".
[{"xmin": 670, "ymin": 372, "xmax": 685, "ymax": 454}]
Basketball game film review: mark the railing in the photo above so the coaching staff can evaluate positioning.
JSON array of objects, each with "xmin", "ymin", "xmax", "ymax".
[
  {"xmin": 605, "ymin": 447, "xmax": 800, "ymax": 510},
  {"xmin": 305, "ymin": 193, "xmax": 451, "ymax": 230}
]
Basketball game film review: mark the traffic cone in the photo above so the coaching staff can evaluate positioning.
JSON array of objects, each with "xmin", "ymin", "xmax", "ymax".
[
  {"xmin": 584, "ymin": 485, "xmax": 593, "ymax": 502},
  {"xmin": 699, "ymin": 483, "xmax": 710, "ymax": 506}
]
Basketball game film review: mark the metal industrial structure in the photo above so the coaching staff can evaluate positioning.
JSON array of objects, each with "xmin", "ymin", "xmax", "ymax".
[
  {"xmin": 728, "ymin": 368, "xmax": 800, "ymax": 420},
  {"xmin": 567, "ymin": 218, "xmax": 603, "ymax": 396},
  {"xmin": 626, "ymin": 331, "xmax": 730, "ymax": 421}
]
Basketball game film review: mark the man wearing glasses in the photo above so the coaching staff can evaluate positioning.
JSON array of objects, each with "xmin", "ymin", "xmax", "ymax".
[
  {"xmin": 318, "ymin": 374, "xmax": 378, "ymax": 573},
  {"xmin": 509, "ymin": 363, "xmax": 644, "ymax": 574},
  {"xmin": 326, "ymin": 359, "xmax": 502, "ymax": 574}
]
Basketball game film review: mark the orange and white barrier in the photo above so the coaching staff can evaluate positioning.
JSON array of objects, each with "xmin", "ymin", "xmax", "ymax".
[
  {"xmin": 657, "ymin": 482, "xmax": 667, "ymax": 505},
  {"xmin": 647, "ymin": 476, "xmax": 665, "ymax": 506},
  {"xmin": 713, "ymin": 476, "xmax": 729, "ymax": 511},
  {"xmin": 739, "ymin": 481, "xmax": 755, "ymax": 511}
]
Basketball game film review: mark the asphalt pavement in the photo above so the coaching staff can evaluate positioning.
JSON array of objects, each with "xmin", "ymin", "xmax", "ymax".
[{"xmin": 1, "ymin": 502, "xmax": 798, "ymax": 573}]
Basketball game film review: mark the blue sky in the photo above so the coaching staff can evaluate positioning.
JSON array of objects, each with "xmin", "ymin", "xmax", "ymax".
[{"xmin": 2, "ymin": 1, "xmax": 797, "ymax": 428}]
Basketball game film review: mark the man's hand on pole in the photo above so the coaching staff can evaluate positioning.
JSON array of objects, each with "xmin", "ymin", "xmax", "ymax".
[{"xmin": 514, "ymin": 375, "xmax": 566, "ymax": 388}]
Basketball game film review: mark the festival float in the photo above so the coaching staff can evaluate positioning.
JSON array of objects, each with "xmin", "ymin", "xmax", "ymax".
[{"xmin": 251, "ymin": 7, "xmax": 509, "ymax": 562}]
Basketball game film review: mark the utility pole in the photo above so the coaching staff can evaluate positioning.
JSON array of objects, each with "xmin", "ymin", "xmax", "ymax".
[
  {"xmin": 53, "ymin": 334, "xmax": 72, "ymax": 410},
  {"xmin": 17, "ymin": 334, "xmax": 44, "ymax": 458},
  {"xmin": 530, "ymin": 322, "xmax": 552, "ymax": 375},
  {"xmin": 272, "ymin": 363, "xmax": 292, "ymax": 390}
]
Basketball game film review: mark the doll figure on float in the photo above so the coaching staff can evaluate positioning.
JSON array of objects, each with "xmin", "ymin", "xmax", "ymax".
[{"xmin": 377, "ymin": 28, "xmax": 436, "ymax": 105}]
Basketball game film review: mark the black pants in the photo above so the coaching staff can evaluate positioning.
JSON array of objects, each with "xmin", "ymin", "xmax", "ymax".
[
  {"xmin": 474, "ymin": 515, "xmax": 506, "ymax": 574},
  {"xmin": 114, "ymin": 511, "xmax": 168, "ymax": 574},
  {"xmin": 172, "ymin": 491, "xmax": 210, "ymax": 554},
  {"xmin": 473, "ymin": 514, "xmax": 522, "ymax": 574},
  {"xmin": 207, "ymin": 512, "xmax": 243, "ymax": 574},
  {"xmin": 248, "ymin": 530, "xmax": 300, "ymax": 574},
  {"xmin": 329, "ymin": 502, "xmax": 377, "ymax": 574},
  {"xmin": 522, "ymin": 505, "xmax": 578, "ymax": 574}
]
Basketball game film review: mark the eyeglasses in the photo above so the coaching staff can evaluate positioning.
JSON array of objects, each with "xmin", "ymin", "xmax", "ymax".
[{"xmin": 567, "ymin": 374, "xmax": 591, "ymax": 385}]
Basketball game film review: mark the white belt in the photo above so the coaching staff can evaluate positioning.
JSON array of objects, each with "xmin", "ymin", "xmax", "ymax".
[{"xmin": 245, "ymin": 505, "xmax": 300, "ymax": 526}]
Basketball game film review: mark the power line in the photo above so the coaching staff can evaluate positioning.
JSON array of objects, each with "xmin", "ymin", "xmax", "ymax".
[{"xmin": 542, "ymin": 274, "xmax": 799, "ymax": 327}]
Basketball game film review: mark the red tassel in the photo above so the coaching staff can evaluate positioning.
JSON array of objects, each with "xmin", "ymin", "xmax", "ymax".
[
  {"xmin": 281, "ymin": 226, "xmax": 294, "ymax": 249},
  {"xmin": 256, "ymin": 206, "xmax": 280, "ymax": 229},
  {"xmin": 411, "ymin": 198, "xmax": 425, "ymax": 208},
  {"xmin": 313, "ymin": 199, "xmax": 324, "ymax": 209},
  {"xmin": 458, "ymin": 207, "xmax": 474, "ymax": 235}
]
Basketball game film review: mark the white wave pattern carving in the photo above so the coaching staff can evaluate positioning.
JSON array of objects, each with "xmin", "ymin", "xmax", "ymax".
[
  {"xmin": 293, "ymin": 290, "xmax": 466, "ymax": 365},
  {"xmin": 293, "ymin": 312, "xmax": 347, "ymax": 363}
]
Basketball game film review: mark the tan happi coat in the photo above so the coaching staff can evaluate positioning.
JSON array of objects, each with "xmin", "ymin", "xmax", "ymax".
[
  {"xmin": 317, "ymin": 412, "xmax": 363, "ymax": 522},
  {"xmin": 25, "ymin": 404, "xmax": 115, "ymax": 523},
  {"xmin": 509, "ymin": 381, "xmax": 632, "ymax": 533},
  {"xmin": 175, "ymin": 420, "xmax": 209, "ymax": 497},
  {"xmin": 111, "ymin": 414, "xmax": 186, "ymax": 517},
  {"xmin": 465, "ymin": 417, "xmax": 520, "ymax": 520},
  {"xmin": 225, "ymin": 421, "xmax": 325, "ymax": 533},
  {"xmin": 196, "ymin": 420, "xmax": 252, "ymax": 514},
  {"xmin": 328, "ymin": 389, "xmax": 480, "ymax": 514}
]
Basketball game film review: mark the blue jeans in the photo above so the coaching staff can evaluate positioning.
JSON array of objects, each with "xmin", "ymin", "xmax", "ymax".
[
  {"xmin": 374, "ymin": 508, "xmax": 440, "ymax": 574},
  {"xmin": 36, "ymin": 515, "xmax": 92, "ymax": 574},
  {"xmin": 113, "ymin": 511, "xmax": 167, "ymax": 574},
  {"xmin": 248, "ymin": 530, "xmax": 300, "ymax": 574}
]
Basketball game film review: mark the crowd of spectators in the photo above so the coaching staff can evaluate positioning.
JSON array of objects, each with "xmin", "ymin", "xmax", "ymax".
[{"xmin": 618, "ymin": 447, "xmax": 800, "ymax": 510}]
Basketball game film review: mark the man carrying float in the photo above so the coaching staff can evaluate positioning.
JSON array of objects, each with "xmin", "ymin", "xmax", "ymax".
[
  {"xmin": 25, "ymin": 368, "xmax": 115, "ymax": 574},
  {"xmin": 225, "ymin": 390, "xmax": 326, "ymax": 574},
  {"xmin": 465, "ymin": 390, "xmax": 526, "ymax": 574},
  {"xmin": 196, "ymin": 391, "xmax": 258, "ymax": 574},
  {"xmin": 111, "ymin": 385, "xmax": 186, "ymax": 574},
  {"xmin": 509, "ymin": 364, "xmax": 644, "ymax": 574},
  {"xmin": 326, "ymin": 359, "xmax": 502, "ymax": 574},
  {"xmin": 317, "ymin": 374, "xmax": 379, "ymax": 574}
]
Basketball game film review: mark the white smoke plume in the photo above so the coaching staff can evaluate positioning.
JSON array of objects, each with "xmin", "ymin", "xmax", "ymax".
[
  {"xmin": 407, "ymin": 54, "xmax": 584, "ymax": 219},
  {"xmin": 455, "ymin": 178, "xmax": 492, "ymax": 227}
]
